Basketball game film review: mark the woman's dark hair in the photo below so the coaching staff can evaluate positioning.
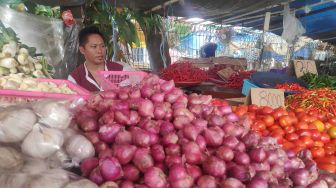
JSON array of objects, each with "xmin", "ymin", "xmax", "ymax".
[{"xmin": 79, "ymin": 26, "xmax": 105, "ymax": 46}]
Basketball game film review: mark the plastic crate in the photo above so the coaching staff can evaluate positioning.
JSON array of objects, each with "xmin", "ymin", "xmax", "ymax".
[
  {"xmin": 0, "ymin": 79, "xmax": 90, "ymax": 104},
  {"xmin": 98, "ymin": 71, "xmax": 148, "ymax": 90},
  {"xmin": 242, "ymin": 79, "xmax": 259, "ymax": 96}
]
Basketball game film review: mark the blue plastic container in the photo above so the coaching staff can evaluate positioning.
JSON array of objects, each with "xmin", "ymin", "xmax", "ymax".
[{"xmin": 242, "ymin": 79, "xmax": 259, "ymax": 96}]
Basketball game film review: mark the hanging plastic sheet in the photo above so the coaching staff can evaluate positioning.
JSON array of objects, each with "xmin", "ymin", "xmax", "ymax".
[{"xmin": 281, "ymin": 4, "xmax": 306, "ymax": 44}]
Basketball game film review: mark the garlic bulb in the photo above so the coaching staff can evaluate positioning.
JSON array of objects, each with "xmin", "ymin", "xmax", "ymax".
[
  {"xmin": 32, "ymin": 100, "xmax": 72, "ymax": 129},
  {"xmin": 26, "ymin": 169, "xmax": 70, "ymax": 188},
  {"xmin": 66, "ymin": 134, "xmax": 95, "ymax": 164},
  {"xmin": 0, "ymin": 108, "xmax": 37, "ymax": 143},
  {"xmin": 0, "ymin": 146, "xmax": 23, "ymax": 170},
  {"xmin": 21, "ymin": 124, "xmax": 64, "ymax": 159},
  {"xmin": 64, "ymin": 179, "xmax": 98, "ymax": 188},
  {"xmin": 22, "ymin": 158, "xmax": 49, "ymax": 175},
  {"xmin": 0, "ymin": 172, "xmax": 29, "ymax": 188}
]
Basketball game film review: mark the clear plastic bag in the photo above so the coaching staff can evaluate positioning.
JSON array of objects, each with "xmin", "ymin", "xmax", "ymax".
[{"xmin": 281, "ymin": 4, "xmax": 306, "ymax": 44}]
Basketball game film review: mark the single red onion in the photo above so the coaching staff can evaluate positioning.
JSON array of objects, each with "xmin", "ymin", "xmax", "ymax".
[
  {"xmin": 89, "ymin": 166, "xmax": 104, "ymax": 185},
  {"xmin": 203, "ymin": 156, "xmax": 226, "ymax": 177},
  {"xmin": 99, "ymin": 157, "xmax": 123, "ymax": 181},
  {"xmin": 183, "ymin": 141, "xmax": 203, "ymax": 164},
  {"xmin": 132, "ymin": 128, "xmax": 151, "ymax": 147},
  {"xmin": 115, "ymin": 128, "xmax": 132, "ymax": 144},
  {"xmin": 112, "ymin": 144, "xmax": 137, "ymax": 165},
  {"xmin": 123, "ymin": 164, "xmax": 140, "ymax": 181},
  {"xmin": 84, "ymin": 131, "xmax": 100, "ymax": 144},
  {"xmin": 247, "ymin": 176, "xmax": 268, "ymax": 188},
  {"xmin": 94, "ymin": 141, "xmax": 108, "ymax": 153},
  {"xmin": 159, "ymin": 121, "xmax": 175, "ymax": 136},
  {"xmin": 133, "ymin": 148, "xmax": 154, "ymax": 173},
  {"xmin": 197, "ymin": 175, "xmax": 217, "ymax": 188},
  {"xmin": 183, "ymin": 124, "xmax": 199, "ymax": 141},
  {"xmin": 98, "ymin": 123, "xmax": 121, "ymax": 143},
  {"xmin": 222, "ymin": 135, "xmax": 240, "ymax": 149},
  {"xmin": 216, "ymin": 146, "xmax": 234, "ymax": 162},
  {"xmin": 221, "ymin": 178, "xmax": 244, "ymax": 188},
  {"xmin": 151, "ymin": 144, "xmax": 166, "ymax": 162},
  {"xmin": 165, "ymin": 144, "xmax": 181, "ymax": 156},
  {"xmin": 80, "ymin": 157, "xmax": 99, "ymax": 177},
  {"xmin": 144, "ymin": 167, "xmax": 167, "ymax": 188},
  {"xmin": 204, "ymin": 127, "xmax": 224, "ymax": 147}
]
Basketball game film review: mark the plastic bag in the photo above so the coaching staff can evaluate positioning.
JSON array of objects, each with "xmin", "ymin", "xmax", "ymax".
[{"xmin": 281, "ymin": 4, "xmax": 306, "ymax": 44}]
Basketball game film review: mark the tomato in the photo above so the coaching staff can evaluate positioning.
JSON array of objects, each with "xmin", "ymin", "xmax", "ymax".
[
  {"xmin": 300, "ymin": 115, "xmax": 311, "ymax": 123},
  {"xmin": 308, "ymin": 116, "xmax": 318, "ymax": 123},
  {"xmin": 325, "ymin": 122, "xmax": 333, "ymax": 131},
  {"xmin": 262, "ymin": 115, "xmax": 274, "ymax": 127},
  {"xmin": 300, "ymin": 136, "xmax": 314, "ymax": 148},
  {"xmin": 324, "ymin": 146, "xmax": 336, "ymax": 156},
  {"xmin": 320, "ymin": 133, "xmax": 331, "ymax": 143},
  {"xmin": 312, "ymin": 120, "xmax": 325, "ymax": 132},
  {"xmin": 330, "ymin": 139, "xmax": 336, "ymax": 145},
  {"xmin": 308, "ymin": 123, "xmax": 318, "ymax": 130},
  {"xmin": 268, "ymin": 125, "xmax": 281, "ymax": 131},
  {"xmin": 279, "ymin": 115, "xmax": 292, "ymax": 127},
  {"xmin": 283, "ymin": 126, "xmax": 295, "ymax": 134},
  {"xmin": 248, "ymin": 104, "xmax": 259, "ymax": 112},
  {"xmin": 246, "ymin": 112, "xmax": 256, "ymax": 121},
  {"xmin": 272, "ymin": 108, "xmax": 287, "ymax": 120},
  {"xmin": 317, "ymin": 163, "xmax": 336, "ymax": 173},
  {"xmin": 296, "ymin": 129, "xmax": 312, "ymax": 137},
  {"xmin": 270, "ymin": 132, "xmax": 284, "ymax": 144},
  {"xmin": 253, "ymin": 120, "xmax": 266, "ymax": 130},
  {"xmin": 293, "ymin": 146, "xmax": 305, "ymax": 154},
  {"xmin": 316, "ymin": 156, "xmax": 336, "ymax": 164},
  {"xmin": 235, "ymin": 108, "xmax": 246, "ymax": 117},
  {"xmin": 285, "ymin": 133, "xmax": 299, "ymax": 141},
  {"xmin": 328, "ymin": 117, "xmax": 336, "ymax": 126},
  {"xmin": 261, "ymin": 129, "xmax": 270, "ymax": 137},
  {"xmin": 295, "ymin": 121, "xmax": 309, "ymax": 130},
  {"xmin": 293, "ymin": 139, "xmax": 306, "ymax": 149},
  {"xmin": 328, "ymin": 126, "xmax": 336, "ymax": 139},
  {"xmin": 282, "ymin": 141, "xmax": 295, "ymax": 150},
  {"xmin": 317, "ymin": 113, "xmax": 326, "ymax": 121},
  {"xmin": 314, "ymin": 141, "xmax": 324, "ymax": 147},
  {"xmin": 260, "ymin": 106, "xmax": 273, "ymax": 115},
  {"xmin": 310, "ymin": 130, "xmax": 321, "ymax": 141},
  {"xmin": 310, "ymin": 147, "xmax": 325, "ymax": 158}
]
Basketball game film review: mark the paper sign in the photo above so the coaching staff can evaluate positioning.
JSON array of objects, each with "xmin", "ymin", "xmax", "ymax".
[
  {"xmin": 246, "ymin": 88, "xmax": 285, "ymax": 109},
  {"xmin": 293, "ymin": 60, "xmax": 318, "ymax": 77},
  {"xmin": 217, "ymin": 67, "xmax": 235, "ymax": 80}
]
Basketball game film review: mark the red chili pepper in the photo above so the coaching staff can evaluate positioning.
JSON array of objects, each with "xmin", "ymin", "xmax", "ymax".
[{"xmin": 160, "ymin": 62, "xmax": 208, "ymax": 82}]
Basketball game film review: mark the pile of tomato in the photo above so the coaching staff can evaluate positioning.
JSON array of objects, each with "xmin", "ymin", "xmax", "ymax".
[{"xmin": 233, "ymin": 105, "xmax": 336, "ymax": 173}]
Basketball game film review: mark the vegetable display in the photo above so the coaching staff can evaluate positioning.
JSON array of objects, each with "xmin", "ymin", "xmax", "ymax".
[
  {"xmin": 224, "ymin": 70, "xmax": 255, "ymax": 89},
  {"xmin": 301, "ymin": 73, "xmax": 336, "ymax": 90},
  {"xmin": 275, "ymin": 83, "xmax": 308, "ymax": 92},
  {"xmin": 234, "ymin": 104, "xmax": 336, "ymax": 174},
  {"xmin": 0, "ymin": 74, "xmax": 75, "ymax": 94},
  {"xmin": 286, "ymin": 88, "xmax": 336, "ymax": 118},
  {"xmin": 74, "ymin": 74, "xmax": 335, "ymax": 187},
  {"xmin": 160, "ymin": 62, "xmax": 208, "ymax": 82},
  {"xmin": 0, "ymin": 21, "xmax": 52, "ymax": 78}
]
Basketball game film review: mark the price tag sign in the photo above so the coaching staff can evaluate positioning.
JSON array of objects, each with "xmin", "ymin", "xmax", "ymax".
[
  {"xmin": 293, "ymin": 60, "xmax": 318, "ymax": 77},
  {"xmin": 217, "ymin": 67, "xmax": 235, "ymax": 80},
  {"xmin": 246, "ymin": 88, "xmax": 285, "ymax": 109}
]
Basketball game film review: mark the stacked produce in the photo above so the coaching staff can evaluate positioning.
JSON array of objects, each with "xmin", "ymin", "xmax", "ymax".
[
  {"xmin": 234, "ymin": 104, "xmax": 336, "ymax": 174},
  {"xmin": 301, "ymin": 73, "xmax": 336, "ymax": 90},
  {"xmin": 286, "ymin": 88, "xmax": 336, "ymax": 118},
  {"xmin": 275, "ymin": 83, "xmax": 308, "ymax": 92},
  {"xmin": 224, "ymin": 70, "xmax": 255, "ymax": 89},
  {"xmin": 0, "ymin": 100, "xmax": 97, "ymax": 187},
  {"xmin": 0, "ymin": 74, "xmax": 75, "ymax": 94},
  {"xmin": 160, "ymin": 62, "xmax": 208, "ymax": 82},
  {"xmin": 74, "ymin": 74, "xmax": 335, "ymax": 187},
  {"xmin": 0, "ymin": 21, "xmax": 52, "ymax": 78}
]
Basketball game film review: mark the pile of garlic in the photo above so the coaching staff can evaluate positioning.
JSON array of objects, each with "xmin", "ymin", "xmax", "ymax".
[{"xmin": 0, "ymin": 74, "xmax": 75, "ymax": 94}]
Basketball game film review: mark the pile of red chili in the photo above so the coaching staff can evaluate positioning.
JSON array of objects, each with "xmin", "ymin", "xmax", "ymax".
[
  {"xmin": 286, "ymin": 88, "xmax": 336, "ymax": 118},
  {"xmin": 160, "ymin": 62, "xmax": 208, "ymax": 82},
  {"xmin": 275, "ymin": 83, "xmax": 308, "ymax": 92},
  {"xmin": 224, "ymin": 70, "xmax": 255, "ymax": 89}
]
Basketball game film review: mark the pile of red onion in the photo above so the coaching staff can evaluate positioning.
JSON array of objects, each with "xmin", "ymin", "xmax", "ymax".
[{"xmin": 75, "ymin": 74, "xmax": 335, "ymax": 188}]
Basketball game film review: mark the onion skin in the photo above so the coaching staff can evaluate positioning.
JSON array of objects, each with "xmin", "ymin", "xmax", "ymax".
[
  {"xmin": 182, "ymin": 124, "xmax": 199, "ymax": 141},
  {"xmin": 78, "ymin": 117, "xmax": 98, "ymax": 132},
  {"xmin": 133, "ymin": 148, "xmax": 154, "ymax": 173},
  {"xmin": 151, "ymin": 144, "xmax": 166, "ymax": 162},
  {"xmin": 80, "ymin": 157, "xmax": 99, "ymax": 177},
  {"xmin": 159, "ymin": 121, "xmax": 175, "ymax": 136},
  {"xmin": 208, "ymin": 114, "xmax": 225, "ymax": 127},
  {"xmin": 228, "ymin": 165, "xmax": 250, "ymax": 182},
  {"xmin": 165, "ymin": 144, "xmax": 181, "ymax": 156},
  {"xmin": 115, "ymin": 129, "xmax": 132, "ymax": 144},
  {"xmin": 183, "ymin": 141, "xmax": 203, "ymax": 164},
  {"xmin": 249, "ymin": 148, "xmax": 267, "ymax": 163},
  {"xmin": 216, "ymin": 146, "xmax": 234, "ymax": 162},
  {"xmin": 290, "ymin": 168, "xmax": 309, "ymax": 186},
  {"xmin": 234, "ymin": 151, "xmax": 251, "ymax": 165},
  {"xmin": 123, "ymin": 164, "xmax": 140, "ymax": 182},
  {"xmin": 100, "ymin": 157, "xmax": 123, "ymax": 181},
  {"xmin": 160, "ymin": 80, "xmax": 174, "ymax": 92},
  {"xmin": 99, "ymin": 148, "xmax": 114, "ymax": 159},
  {"xmin": 204, "ymin": 127, "xmax": 224, "ymax": 147},
  {"xmin": 203, "ymin": 156, "xmax": 226, "ymax": 177},
  {"xmin": 222, "ymin": 135, "xmax": 240, "ymax": 149},
  {"xmin": 94, "ymin": 141, "xmax": 109, "ymax": 153},
  {"xmin": 138, "ymin": 99, "xmax": 154, "ymax": 118},
  {"xmin": 186, "ymin": 164, "xmax": 202, "ymax": 181},
  {"xmin": 196, "ymin": 135, "xmax": 207, "ymax": 151},
  {"xmin": 132, "ymin": 128, "xmax": 151, "ymax": 147},
  {"xmin": 120, "ymin": 180, "xmax": 135, "ymax": 188},
  {"xmin": 89, "ymin": 166, "xmax": 104, "ymax": 185},
  {"xmin": 98, "ymin": 123, "xmax": 121, "ymax": 143},
  {"xmin": 113, "ymin": 144, "xmax": 137, "ymax": 165},
  {"xmin": 247, "ymin": 176, "xmax": 268, "ymax": 188},
  {"xmin": 84, "ymin": 132, "xmax": 100, "ymax": 144},
  {"xmin": 197, "ymin": 175, "xmax": 217, "ymax": 188},
  {"xmin": 162, "ymin": 132, "xmax": 179, "ymax": 145},
  {"xmin": 144, "ymin": 167, "xmax": 167, "ymax": 188},
  {"xmin": 165, "ymin": 155, "xmax": 182, "ymax": 167}
]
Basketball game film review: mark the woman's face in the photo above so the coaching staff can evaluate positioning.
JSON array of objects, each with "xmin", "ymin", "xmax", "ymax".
[{"xmin": 80, "ymin": 34, "xmax": 106, "ymax": 65}]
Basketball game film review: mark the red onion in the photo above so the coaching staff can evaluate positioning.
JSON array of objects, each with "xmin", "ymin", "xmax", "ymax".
[
  {"xmin": 151, "ymin": 144, "xmax": 166, "ymax": 162},
  {"xmin": 251, "ymin": 162, "xmax": 270, "ymax": 172},
  {"xmin": 174, "ymin": 108, "xmax": 194, "ymax": 121},
  {"xmin": 249, "ymin": 148, "xmax": 267, "ymax": 163},
  {"xmin": 183, "ymin": 142, "xmax": 203, "ymax": 164},
  {"xmin": 100, "ymin": 157, "xmax": 123, "ymax": 181},
  {"xmin": 201, "ymin": 104, "xmax": 214, "ymax": 117},
  {"xmin": 134, "ymin": 184, "xmax": 149, "ymax": 188},
  {"xmin": 175, "ymin": 95, "xmax": 188, "ymax": 105},
  {"xmin": 120, "ymin": 180, "xmax": 135, "ymax": 188},
  {"xmin": 123, "ymin": 164, "xmax": 140, "ymax": 181},
  {"xmin": 98, "ymin": 110, "xmax": 114, "ymax": 125},
  {"xmin": 218, "ymin": 105, "xmax": 232, "ymax": 115},
  {"xmin": 138, "ymin": 99, "xmax": 154, "ymax": 117},
  {"xmin": 188, "ymin": 94, "xmax": 203, "ymax": 105},
  {"xmin": 141, "ymin": 85, "xmax": 154, "ymax": 98},
  {"xmin": 89, "ymin": 166, "xmax": 104, "ymax": 185},
  {"xmin": 228, "ymin": 165, "xmax": 250, "ymax": 182},
  {"xmin": 115, "ymin": 110, "xmax": 130, "ymax": 125},
  {"xmin": 222, "ymin": 123, "xmax": 240, "ymax": 137},
  {"xmin": 284, "ymin": 158, "xmax": 305, "ymax": 173},
  {"xmin": 115, "ymin": 129, "xmax": 132, "ymax": 144},
  {"xmin": 132, "ymin": 128, "xmax": 151, "ymax": 147},
  {"xmin": 203, "ymin": 156, "xmax": 226, "ymax": 177},
  {"xmin": 165, "ymin": 155, "xmax": 182, "ymax": 167},
  {"xmin": 99, "ymin": 123, "xmax": 121, "ymax": 143},
  {"xmin": 221, "ymin": 177, "xmax": 244, "ymax": 188},
  {"xmin": 189, "ymin": 104, "xmax": 203, "ymax": 117},
  {"xmin": 151, "ymin": 93, "xmax": 165, "ymax": 103},
  {"xmin": 113, "ymin": 100, "xmax": 130, "ymax": 111},
  {"xmin": 216, "ymin": 146, "xmax": 234, "ymax": 162},
  {"xmin": 99, "ymin": 148, "xmax": 114, "ymax": 159},
  {"xmin": 173, "ymin": 115, "xmax": 191, "ymax": 129},
  {"xmin": 162, "ymin": 132, "xmax": 178, "ymax": 145},
  {"xmin": 165, "ymin": 144, "xmax": 181, "ymax": 156},
  {"xmin": 119, "ymin": 91, "xmax": 129, "ymax": 100},
  {"xmin": 94, "ymin": 141, "xmax": 109, "ymax": 153},
  {"xmin": 129, "ymin": 89, "xmax": 141, "ymax": 99},
  {"xmin": 78, "ymin": 117, "xmax": 98, "ymax": 132},
  {"xmin": 226, "ymin": 112, "xmax": 239, "ymax": 122},
  {"xmin": 172, "ymin": 102, "xmax": 187, "ymax": 110},
  {"xmin": 133, "ymin": 148, "xmax": 154, "ymax": 172},
  {"xmin": 290, "ymin": 168, "xmax": 309, "ymax": 186},
  {"xmin": 155, "ymin": 162, "xmax": 166, "ymax": 172},
  {"xmin": 204, "ymin": 127, "xmax": 224, "ymax": 146},
  {"xmin": 192, "ymin": 119, "xmax": 208, "ymax": 132},
  {"xmin": 165, "ymin": 91, "xmax": 179, "ymax": 104},
  {"xmin": 154, "ymin": 106, "xmax": 166, "ymax": 120},
  {"xmin": 234, "ymin": 151, "xmax": 250, "ymax": 165},
  {"xmin": 170, "ymin": 175, "xmax": 194, "ymax": 188},
  {"xmin": 247, "ymin": 176, "xmax": 268, "ymax": 188},
  {"xmin": 197, "ymin": 175, "xmax": 217, "ymax": 188},
  {"xmin": 241, "ymin": 132, "xmax": 260, "ymax": 149},
  {"xmin": 80, "ymin": 157, "xmax": 99, "ymax": 177},
  {"xmin": 235, "ymin": 142, "xmax": 246, "ymax": 152},
  {"xmin": 168, "ymin": 164, "xmax": 188, "ymax": 181},
  {"xmin": 307, "ymin": 179, "xmax": 328, "ymax": 188},
  {"xmin": 160, "ymin": 80, "xmax": 174, "ymax": 92},
  {"xmin": 196, "ymin": 135, "xmax": 207, "ymax": 151},
  {"xmin": 129, "ymin": 111, "xmax": 140, "ymax": 125},
  {"xmin": 223, "ymin": 135, "xmax": 240, "ymax": 149},
  {"xmin": 182, "ymin": 124, "xmax": 199, "ymax": 141},
  {"xmin": 113, "ymin": 144, "xmax": 137, "ymax": 165},
  {"xmin": 271, "ymin": 164, "xmax": 285, "ymax": 179},
  {"xmin": 144, "ymin": 167, "xmax": 167, "ymax": 188},
  {"xmin": 286, "ymin": 150, "xmax": 296, "ymax": 159},
  {"xmin": 159, "ymin": 121, "xmax": 175, "ymax": 136},
  {"xmin": 185, "ymin": 164, "xmax": 202, "ymax": 180},
  {"xmin": 78, "ymin": 109, "xmax": 97, "ymax": 118},
  {"xmin": 142, "ymin": 119, "xmax": 160, "ymax": 134},
  {"xmin": 84, "ymin": 132, "xmax": 100, "ymax": 144},
  {"xmin": 208, "ymin": 114, "xmax": 225, "ymax": 127}
]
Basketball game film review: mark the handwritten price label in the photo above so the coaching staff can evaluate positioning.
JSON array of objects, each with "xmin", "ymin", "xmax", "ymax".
[
  {"xmin": 248, "ymin": 88, "xmax": 285, "ymax": 109},
  {"xmin": 294, "ymin": 60, "xmax": 317, "ymax": 77}
]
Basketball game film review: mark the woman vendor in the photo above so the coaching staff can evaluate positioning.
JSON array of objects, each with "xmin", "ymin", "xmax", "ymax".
[{"xmin": 68, "ymin": 26, "xmax": 131, "ymax": 92}]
